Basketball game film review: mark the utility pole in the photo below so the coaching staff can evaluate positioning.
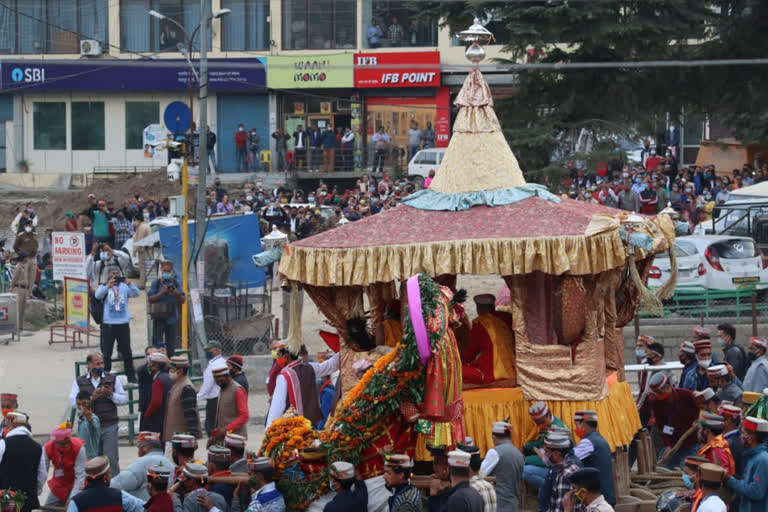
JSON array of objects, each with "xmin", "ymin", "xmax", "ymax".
[{"xmin": 188, "ymin": 0, "xmax": 210, "ymax": 353}]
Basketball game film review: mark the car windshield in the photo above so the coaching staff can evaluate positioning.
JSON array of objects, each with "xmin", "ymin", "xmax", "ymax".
[{"xmin": 710, "ymin": 239, "xmax": 758, "ymax": 259}]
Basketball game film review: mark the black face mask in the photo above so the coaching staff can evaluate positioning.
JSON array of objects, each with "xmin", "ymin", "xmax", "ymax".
[{"xmin": 749, "ymin": 352, "xmax": 758, "ymax": 361}]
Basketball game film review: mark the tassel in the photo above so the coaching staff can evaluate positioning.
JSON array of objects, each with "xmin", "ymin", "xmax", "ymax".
[
  {"xmin": 654, "ymin": 240, "xmax": 678, "ymax": 301},
  {"xmin": 282, "ymin": 283, "xmax": 303, "ymax": 356},
  {"xmin": 628, "ymin": 255, "xmax": 663, "ymax": 317}
]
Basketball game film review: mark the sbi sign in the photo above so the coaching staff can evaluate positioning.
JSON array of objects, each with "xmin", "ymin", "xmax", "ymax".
[{"xmin": 10, "ymin": 67, "xmax": 45, "ymax": 83}]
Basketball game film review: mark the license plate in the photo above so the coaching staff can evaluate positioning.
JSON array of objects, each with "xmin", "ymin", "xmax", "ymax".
[{"xmin": 732, "ymin": 276, "xmax": 759, "ymax": 284}]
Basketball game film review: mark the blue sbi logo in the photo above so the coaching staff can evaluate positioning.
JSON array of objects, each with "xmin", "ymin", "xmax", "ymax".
[{"xmin": 10, "ymin": 67, "xmax": 45, "ymax": 83}]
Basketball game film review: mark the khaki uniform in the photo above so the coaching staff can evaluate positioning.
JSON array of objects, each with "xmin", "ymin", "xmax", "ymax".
[
  {"xmin": 9, "ymin": 259, "xmax": 32, "ymax": 330},
  {"xmin": 132, "ymin": 221, "xmax": 151, "ymax": 288}
]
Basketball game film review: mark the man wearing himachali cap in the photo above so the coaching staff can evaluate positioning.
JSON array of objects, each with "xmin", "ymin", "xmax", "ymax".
[
  {"xmin": 245, "ymin": 456, "xmax": 285, "ymax": 512},
  {"xmin": 710, "ymin": 365, "xmax": 742, "ymax": 404},
  {"xmin": 41, "ymin": 423, "xmax": 86, "ymax": 506},
  {"xmin": 743, "ymin": 337, "xmax": 768, "ymax": 393},
  {"xmin": 67, "ymin": 456, "xmax": 145, "ymax": 512},
  {"xmin": 542, "ymin": 433, "xmax": 581, "ymax": 512},
  {"xmin": 0, "ymin": 411, "xmax": 44, "ymax": 512},
  {"xmin": 443, "ymin": 450, "xmax": 484, "ymax": 512},
  {"xmin": 0, "ymin": 392, "xmax": 18, "ymax": 435},
  {"xmin": 110, "ymin": 431, "xmax": 172, "ymax": 500},
  {"xmin": 725, "ymin": 416, "xmax": 768, "ymax": 510},
  {"xmin": 719, "ymin": 404, "xmax": 745, "ymax": 479},
  {"xmin": 480, "ymin": 421, "xmax": 524, "ymax": 511},
  {"xmin": 572, "ymin": 411, "xmax": 616, "ymax": 506},
  {"xmin": 697, "ymin": 414, "xmax": 735, "ymax": 476},
  {"xmin": 382, "ymin": 453, "xmax": 421, "ymax": 512},
  {"xmin": 523, "ymin": 402, "xmax": 567, "ymax": 489},
  {"xmin": 324, "ymin": 461, "xmax": 367, "ymax": 512},
  {"xmin": 649, "ymin": 372, "xmax": 700, "ymax": 469},
  {"xmin": 684, "ymin": 340, "xmax": 717, "ymax": 392},
  {"xmin": 679, "ymin": 341, "xmax": 700, "ymax": 391}
]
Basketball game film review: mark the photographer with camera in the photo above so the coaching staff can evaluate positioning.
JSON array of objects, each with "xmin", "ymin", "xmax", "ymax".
[
  {"xmin": 148, "ymin": 260, "xmax": 185, "ymax": 357},
  {"xmin": 94, "ymin": 268, "xmax": 140, "ymax": 383}
]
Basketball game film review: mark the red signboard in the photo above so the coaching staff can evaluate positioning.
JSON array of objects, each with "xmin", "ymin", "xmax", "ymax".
[{"xmin": 354, "ymin": 51, "xmax": 440, "ymax": 88}]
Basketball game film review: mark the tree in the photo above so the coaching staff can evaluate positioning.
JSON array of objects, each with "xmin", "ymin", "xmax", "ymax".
[{"xmin": 416, "ymin": 1, "xmax": 718, "ymax": 183}]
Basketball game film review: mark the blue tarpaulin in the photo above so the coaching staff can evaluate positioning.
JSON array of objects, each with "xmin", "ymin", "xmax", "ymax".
[{"xmin": 158, "ymin": 214, "xmax": 265, "ymax": 288}]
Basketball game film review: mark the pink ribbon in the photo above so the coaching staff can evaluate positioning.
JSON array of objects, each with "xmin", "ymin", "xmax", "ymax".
[{"xmin": 407, "ymin": 275, "xmax": 431, "ymax": 365}]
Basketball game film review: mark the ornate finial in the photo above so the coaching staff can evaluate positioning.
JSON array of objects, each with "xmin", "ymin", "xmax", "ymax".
[{"xmin": 458, "ymin": 18, "xmax": 494, "ymax": 65}]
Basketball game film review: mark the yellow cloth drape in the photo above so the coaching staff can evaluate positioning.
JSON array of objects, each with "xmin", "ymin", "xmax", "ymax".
[
  {"xmin": 461, "ymin": 380, "xmax": 641, "ymax": 457},
  {"xmin": 473, "ymin": 314, "xmax": 516, "ymax": 381},
  {"xmin": 280, "ymin": 232, "xmax": 628, "ymax": 287},
  {"xmin": 382, "ymin": 319, "xmax": 403, "ymax": 348}
]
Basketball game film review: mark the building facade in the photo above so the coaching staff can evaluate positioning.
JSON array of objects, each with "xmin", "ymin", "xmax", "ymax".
[{"xmin": 0, "ymin": 0, "xmax": 516, "ymax": 174}]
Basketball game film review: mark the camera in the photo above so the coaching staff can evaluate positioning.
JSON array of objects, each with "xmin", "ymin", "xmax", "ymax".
[{"xmin": 114, "ymin": 276, "xmax": 125, "ymax": 284}]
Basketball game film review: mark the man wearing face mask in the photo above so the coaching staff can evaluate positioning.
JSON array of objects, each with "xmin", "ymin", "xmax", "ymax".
[
  {"xmin": 707, "ymin": 365, "xmax": 741, "ymax": 404},
  {"xmin": 13, "ymin": 219, "xmax": 38, "ymax": 301},
  {"xmin": 680, "ymin": 341, "xmax": 699, "ymax": 391},
  {"xmin": 197, "ymin": 341, "xmax": 224, "ymax": 436},
  {"xmin": 148, "ymin": 260, "xmax": 186, "ymax": 357},
  {"xmin": 571, "ymin": 412, "xmax": 615, "ymax": 506},
  {"xmin": 717, "ymin": 323, "xmax": 748, "ymax": 382},
  {"xmin": 743, "ymin": 337, "xmax": 768, "ymax": 393},
  {"xmin": 42, "ymin": 424, "xmax": 86, "ymax": 507},
  {"xmin": 649, "ymin": 373, "xmax": 700, "ymax": 469},
  {"xmin": 724, "ymin": 416, "xmax": 768, "ymax": 509},
  {"xmin": 235, "ymin": 124, "xmax": 248, "ymax": 172},
  {"xmin": 208, "ymin": 362, "xmax": 249, "ymax": 443},
  {"xmin": 0, "ymin": 411, "xmax": 44, "ymax": 512},
  {"xmin": 163, "ymin": 357, "xmax": 201, "ymax": 444},
  {"xmin": 480, "ymin": 421, "xmax": 524, "ymax": 511},
  {"xmin": 522, "ymin": 402, "xmax": 567, "ymax": 491},
  {"xmin": 683, "ymin": 340, "xmax": 716, "ymax": 391},
  {"xmin": 565, "ymin": 468, "xmax": 612, "ymax": 512},
  {"xmin": 541, "ymin": 434, "xmax": 581, "ymax": 512},
  {"xmin": 69, "ymin": 352, "xmax": 127, "ymax": 476},
  {"xmin": 95, "ymin": 269, "xmax": 140, "ymax": 383},
  {"xmin": 142, "ymin": 353, "xmax": 173, "ymax": 437}
]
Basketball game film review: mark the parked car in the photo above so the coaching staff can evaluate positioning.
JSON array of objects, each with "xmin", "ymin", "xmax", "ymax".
[
  {"xmin": 407, "ymin": 148, "xmax": 446, "ymax": 188},
  {"xmin": 648, "ymin": 235, "xmax": 768, "ymax": 291}
]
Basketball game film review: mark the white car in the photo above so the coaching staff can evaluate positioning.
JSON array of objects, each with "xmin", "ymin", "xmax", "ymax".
[
  {"xmin": 648, "ymin": 235, "xmax": 768, "ymax": 291},
  {"xmin": 407, "ymin": 148, "xmax": 446, "ymax": 188}
]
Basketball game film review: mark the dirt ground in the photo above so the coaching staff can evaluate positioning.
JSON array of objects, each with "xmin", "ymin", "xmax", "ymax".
[{"xmin": 0, "ymin": 170, "xmax": 181, "ymax": 232}]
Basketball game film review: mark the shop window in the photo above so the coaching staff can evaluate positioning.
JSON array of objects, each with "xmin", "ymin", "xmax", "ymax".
[
  {"xmin": 72, "ymin": 102, "xmax": 105, "ymax": 150},
  {"xmin": 126, "ymin": 102, "xmax": 160, "ymax": 149},
  {"xmin": 121, "ymin": 0, "xmax": 211, "ymax": 53},
  {"xmin": 221, "ymin": 0, "xmax": 269, "ymax": 51},
  {"xmin": 33, "ymin": 102, "xmax": 66, "ymax": 150},
  {"xmin": 0, "ymin": 0, "xmax": 108, "ymax": 54},
  {"xmin": 362, "ymin": 0, "xmax": 437, "ymax": 49},
  {"xmin": 282, "ymin": 0, "xmax": 356, "ymax": 50}
]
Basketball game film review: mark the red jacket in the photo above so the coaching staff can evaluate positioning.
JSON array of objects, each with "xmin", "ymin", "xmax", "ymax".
[
  {"xmin": 44, "ymin": 437, "xmax": 85, "ymax": 502},
  {"xmin": 145, "ymin": 492, "xmax": 175, "ymax": 512},
  {"xmin": 235, "ymin": 131, "xmax": 248, "ymax": 148}
]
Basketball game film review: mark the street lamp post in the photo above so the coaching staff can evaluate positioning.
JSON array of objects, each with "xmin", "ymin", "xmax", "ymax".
[{"xmin": 149, "ymin": 4, "xmax": 230, "ymax": 355}]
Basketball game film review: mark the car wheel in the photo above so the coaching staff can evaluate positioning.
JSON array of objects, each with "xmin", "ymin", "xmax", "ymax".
[{"xmin": 411, "ymin": 175, "xmax": 425, "ymax": 189}]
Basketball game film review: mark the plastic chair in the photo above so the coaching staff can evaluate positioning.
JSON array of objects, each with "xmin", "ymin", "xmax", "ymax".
[{"xmin": 260, "ymin": 150, "xmax": 272, "ymax": 173}]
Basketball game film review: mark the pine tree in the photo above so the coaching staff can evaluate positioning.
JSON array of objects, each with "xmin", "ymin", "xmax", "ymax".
[{"xmin": 417, "ymin": 1, "xmax": 718, "ymax": 182}]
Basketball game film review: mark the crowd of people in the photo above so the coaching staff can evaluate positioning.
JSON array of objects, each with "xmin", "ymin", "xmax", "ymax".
[{"xmin": 564, "ymin": 158, "xmax": 768, "ymax": 228}]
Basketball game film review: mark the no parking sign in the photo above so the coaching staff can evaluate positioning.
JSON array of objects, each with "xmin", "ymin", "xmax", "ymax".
[{"xmin": 52, "ymin": 231, "xmax": 86, "ymax": 280}]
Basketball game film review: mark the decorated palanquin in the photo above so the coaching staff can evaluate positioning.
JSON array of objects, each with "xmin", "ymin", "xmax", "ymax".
[{"xmin": 266, "ymin": 58, "xmax": 677, "ymax": 510}]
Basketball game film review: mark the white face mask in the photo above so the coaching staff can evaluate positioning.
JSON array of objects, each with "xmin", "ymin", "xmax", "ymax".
[
  {"xmin": 169, "ymin": 371, "xmax": 179, "ymax": 382},
  {"xmin": 698, "ymin": 358, "xmax": 711, "ymax": 368},
  {"xmin": 239, "ymin": 127, "xmax": 244, "ymax": 131},
  {"xmin": 24, "ymin": 226, "xmax": 32, "ymax": 233}
]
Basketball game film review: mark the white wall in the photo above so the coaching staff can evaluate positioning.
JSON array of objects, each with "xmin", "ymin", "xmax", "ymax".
[{"xmin": 21, "ymin": 92, "xmax": 217, "ymax": 174}]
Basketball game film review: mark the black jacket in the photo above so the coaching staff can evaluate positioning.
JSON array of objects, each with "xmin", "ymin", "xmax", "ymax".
[{"xmin": 724, "ymin": 342, "xmax": 748, "ymax": 381}]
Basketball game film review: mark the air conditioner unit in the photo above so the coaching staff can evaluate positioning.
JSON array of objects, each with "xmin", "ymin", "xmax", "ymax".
[{"xmin": 80, "ymin": 39, "xmax": 103, "ymax": 56}]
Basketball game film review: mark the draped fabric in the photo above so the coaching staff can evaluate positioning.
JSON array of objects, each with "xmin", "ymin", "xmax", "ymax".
[
  {"xmin": 303, "ymin": 284, "xmax": 365, "ymax": 341},
  {"xmin": 462, "ymin": 380, "xmax": 641, "ymax": 457},
  {"xmin": 364, "ymin": 282, "xmax": 397, "ymax": 331}
]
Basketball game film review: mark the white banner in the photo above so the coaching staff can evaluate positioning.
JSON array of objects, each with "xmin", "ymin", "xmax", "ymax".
[{"xmin": 52, "ymin": 231, "xmax": 87, "ymax": 280}]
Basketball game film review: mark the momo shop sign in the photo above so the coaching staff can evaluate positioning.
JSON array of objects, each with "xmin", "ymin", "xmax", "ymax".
[
  {"xmin": 267, "ymin": 54, "xmax": 353, "ymax": 89},
  {"xmin": 354, "ymin": 51, "xmax": 440, "ymax": 88}
]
